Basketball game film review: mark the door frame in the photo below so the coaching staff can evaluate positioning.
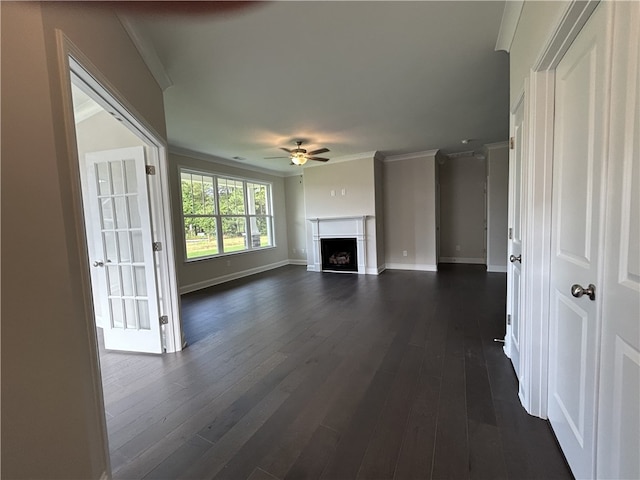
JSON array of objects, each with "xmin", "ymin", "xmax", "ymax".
[
  {"xmin": 513, "ymin": 0, "xmax": 601, "ymax": 418},
  {"xmin": 505, "ymin": 85, "xmax": 526, "ymax": 374},
  {"xmin": 54, "ymin": 30, "xmax": 182, "ymax": 354}
]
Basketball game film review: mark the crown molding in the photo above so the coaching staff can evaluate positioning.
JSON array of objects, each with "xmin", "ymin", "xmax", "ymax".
[
  {"xmin": 495, "ymin": 0, "xmax": 524, "ymax": 53},
  {"xmin": 485, "ymin": 141, "xmax": 509, "ymax": 150},
  {"xmin": 118, "ymin": 14, "xmax": 173, "ymax": 91},
  {"xmin": 169, "ymin": 146, "xmax": 286, "ymax": 177},
  {"xmin": 445, "ymin": 150, "xmax": 477, "ymax": 159},
  {"xmin": 302, "ymin": 150, "xmax": 379, "ymax": 169},
  {"xmin": 382, "ymin": 149, "xmax": 440, "ymax": 163}
]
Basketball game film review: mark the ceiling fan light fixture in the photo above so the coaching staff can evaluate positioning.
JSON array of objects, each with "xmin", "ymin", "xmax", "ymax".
[{"xmin": 291, "ymin": 153, "xmax": 307, "ymax": 165}]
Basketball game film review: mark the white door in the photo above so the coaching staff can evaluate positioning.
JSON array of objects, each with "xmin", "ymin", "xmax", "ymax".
[
  {"xmin": 548, "ymin": 4, "xmax": 610, "ymax": 478},
  {"xmin": 84, "ymin": 147, "xmax": 163, "ymax": 354},
  {"xmin": 597, "ymin": 2, "xmax": 640, "ymax": 478},
  {"xmin": 506, "ymin": 93, "xmax": 525, "ymax": 379}
]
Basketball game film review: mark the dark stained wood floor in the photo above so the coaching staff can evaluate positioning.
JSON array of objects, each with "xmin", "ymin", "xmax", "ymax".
[{"xmin": 98, "ymin": 265, "xmax": 572, "ymax": 480}]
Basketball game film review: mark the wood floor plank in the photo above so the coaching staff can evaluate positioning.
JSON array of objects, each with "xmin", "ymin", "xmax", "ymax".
[
  {"xmin": 256, "ymin": 338, "xmax": 384, "ymax": 479},
  {"xmin": 356, "ymin": 344, "xmax": 424, "ymax": 480},
  {"xmin": 210, "ymin": 358, "xmax": 346, "ymax": 478},
  {"xmin": 467, "ymin": 419, "xmax": 508, "ymax": 480},
  {"xmin": 393, "ymin": 372, "xmax": 441, "ymax": 480},
  {"xmin": 97, "ymin": 265, "xmax": 572, "ymax": 480},
  {"xmin": 283, "ymin": 425, "xmax": 340, "ymax": 480},
  {"xmin": 430, "ymin": 301, "xmax": 469, "ymax": 480}
]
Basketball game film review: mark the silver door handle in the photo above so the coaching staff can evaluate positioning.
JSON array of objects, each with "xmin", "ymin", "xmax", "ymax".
[
  {"xmin": 93, "ymin": 260, "xmax": 105, "ymax": 267},
  {"xmin": 509, "ymin": 254, "xmax": 521, "ymax": 263},
  {"xmin": 571, "ymin": 283, "xmax": 596, "ymax": 301}
]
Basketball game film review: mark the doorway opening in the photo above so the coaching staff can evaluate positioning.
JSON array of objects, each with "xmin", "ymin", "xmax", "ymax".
[
  {"xmin": 64, "ymin": 50, "xmax": 182, "ymax": 473},
  {"xmin": 436, "ymin": 152, "xmax": 488, "ymax": 267},
  {"xmin": 68, "ymin": 57, "xmax": 181, "ymax": 355}
]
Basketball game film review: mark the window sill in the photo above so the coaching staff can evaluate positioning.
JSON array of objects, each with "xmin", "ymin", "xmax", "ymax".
[{"xmin": 184, "ymin": 245, "xmax": 277, "ymax": 264}]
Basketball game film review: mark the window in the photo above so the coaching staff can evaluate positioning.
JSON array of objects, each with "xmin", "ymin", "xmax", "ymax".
[{"xmin": 180, "ymin": 169, "xmax": 274, "ymax": 260}]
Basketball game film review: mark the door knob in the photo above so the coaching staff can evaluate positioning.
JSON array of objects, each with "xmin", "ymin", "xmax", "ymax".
[
  {"xmin": 93, "ymin": 260, "xmax": 105, "ymax": 267},
  {"xmin": 509, "ymin": 254, "xmax": 521, "ymax": 263},
  {"xmin": 571, "ymin": 283, "xmax": 596, "ymax": 301}
]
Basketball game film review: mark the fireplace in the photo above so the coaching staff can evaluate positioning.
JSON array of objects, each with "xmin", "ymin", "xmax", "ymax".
[
  {"xmin": 321, "ymin": 238, "xmax": 358, "ymax": 272},
  {"xmin": 308, "ymin": 216, "xmax": 369, "ymax": 274}
]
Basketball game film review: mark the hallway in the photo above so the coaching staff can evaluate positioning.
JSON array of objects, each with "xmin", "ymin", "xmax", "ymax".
[{"xmin": 99, "ymin": 265, "xmax": 572, "ymax": 479}]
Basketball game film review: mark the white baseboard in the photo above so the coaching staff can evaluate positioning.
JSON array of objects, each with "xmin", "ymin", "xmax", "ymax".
[
  {"xmin": 487, "ymin": 264, "xmax": 508, "ymax": 273},
  {"xmin": 308, "ymin": 264, "xmax": 382, "ymax": 275},
  {"xmin": 385, "ymin": 263, "xmax": 438, "ymax": 272},
  {"xmin": 288, "ymin": 259, "xmax": 307, "ymax": 266},
  {"xmin": 439, "ymin": 257, "xmax": 486, "ymax": 265},
  {"xmin": 179, "ymin": 260, "xmax": 290, "ymax": 294}
]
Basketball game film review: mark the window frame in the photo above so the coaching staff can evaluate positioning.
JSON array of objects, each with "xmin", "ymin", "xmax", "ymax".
[{"xmin": 179, "ymin": 167, "xmax": 275, "ymax": 262}]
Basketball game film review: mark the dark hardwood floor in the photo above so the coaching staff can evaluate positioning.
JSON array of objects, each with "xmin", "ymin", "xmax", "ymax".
[{"xmin": 98, "ymin": 265, "xmax": 572, "ymax": 480}]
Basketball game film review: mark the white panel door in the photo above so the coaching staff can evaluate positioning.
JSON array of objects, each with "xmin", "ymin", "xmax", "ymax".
[
  {"xmin": 548, "ymin": 4, "xmax": 610, "ymax": 478},
  {"xmin": 85, "ymin": 147, "xmax": 163, "ymax": 354},
  {"xmin": 506, "ymin": 93, "xmax": 525, "ymax": 379},
  {"xmin": 597, "ymin": 2, "xmax": 640, "ymax": 478}
]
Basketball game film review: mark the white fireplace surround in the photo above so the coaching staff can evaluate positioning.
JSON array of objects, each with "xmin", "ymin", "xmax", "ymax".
[{"xmin": 308, "ymin": 216, "xmax": 368, "ymax": 274}]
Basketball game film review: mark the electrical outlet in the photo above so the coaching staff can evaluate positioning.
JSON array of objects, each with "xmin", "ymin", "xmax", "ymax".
[
  {"xmin": 341, "ymin": 188, "xmax": 346, "ymax": 196},
  {"xmin": 301, "ymin": 249, "xmax": 305, "ymax": 254},
  {"xmin": 456, "ymin": 245, "xmax": 461, "ymax": 251},
  {"xmin": 331, "ymin": 190, "xmax": 336, "ymax": 197},
  {"xmin": 402, "ymin": 250, "xmax": 408, "ymax": 257}
]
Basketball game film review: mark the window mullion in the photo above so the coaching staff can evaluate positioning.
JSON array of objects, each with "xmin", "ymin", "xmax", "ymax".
[
  {"xmin": 243, "ymin": 180, "xmax": 251, "ymax": 251},
  {"xmin": 213, "ymin": 175, "xmax": 223, "ymax": 254}
]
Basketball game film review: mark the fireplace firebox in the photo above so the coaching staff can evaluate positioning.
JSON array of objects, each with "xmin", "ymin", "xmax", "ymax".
[{"xmin": 321, "ymin": 238, "xmax": 358, "ymax": 272}]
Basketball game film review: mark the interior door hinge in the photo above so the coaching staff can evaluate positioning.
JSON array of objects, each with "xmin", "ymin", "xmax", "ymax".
[
  {"xmin": 152, "ymin": 242, "xmax": 162, "ymax": 252},
  {"xmin": 145, "ymin": 165, "xmax": 156, "ymax": 175},
  {"xmin": 160, "ymin": 315, "xmax": 169, "ymax": 325},
  {"xmin": 508, "ymin": 227, "xmax": 513, "ymax": 239},
  {"xmin": 509, "ymin": 137, "xmax": 515, "ymax": 150},
  {"xmin": 507, "ymin": 314, "xmax": 512, "ymax": 325}
]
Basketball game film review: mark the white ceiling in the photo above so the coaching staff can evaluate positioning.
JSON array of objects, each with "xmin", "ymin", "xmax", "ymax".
[{"xmin": 125, "ymin": 1, "xmax": 509, "ymax": 174}]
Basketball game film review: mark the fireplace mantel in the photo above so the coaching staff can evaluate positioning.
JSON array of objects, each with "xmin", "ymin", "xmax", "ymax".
[{"xmin": 307, "ymin": 216, "xmax": 368, "ymax": 274}]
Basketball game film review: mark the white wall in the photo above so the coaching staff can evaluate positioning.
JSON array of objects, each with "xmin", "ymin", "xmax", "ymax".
[
  {"xmin": 438, "ymin": 154, "xmax": 487, "ymax": 264},
  {"xmin": 509, "ymin": 1, "xmax": 569, "ymax": 105},
  {"xmin": 486, "ymin": 143, "xmax": 509, "ymax": 272},
  {"xmin": 383, "ymin": 153, "xmax": 437, "ymax": 270},
  {"xmin": 284, "ymin": 174, "xmax": 307, "ymax": 264},
  {"xmin": 2, "ymin": 2, "xmax": 166, "ymax": 478},
  {"xmin": 169, "ymin": 151, "xmax": 290, "ymax": 293},
  {"xmin": 303, "ymin": 156, "xmax": 381, "ymax": 273}
]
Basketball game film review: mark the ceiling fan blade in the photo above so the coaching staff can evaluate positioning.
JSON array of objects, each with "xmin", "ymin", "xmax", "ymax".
[
  {"xmin": 280, "ymin": 147, "xmax": 293, "ymax": 153},
  {"xmin": 308, "ymin": 157, "xmax": 330, "ymax": 162},
  {"xmin": 307, "ymin": 148, "xmax": 329, "ymax": 156},
  {"xmin": 264, "ymin": 156, "xmax": 289, "ymax": 159}
]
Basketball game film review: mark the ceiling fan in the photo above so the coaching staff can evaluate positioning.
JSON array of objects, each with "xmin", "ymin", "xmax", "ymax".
[{"xmin": 265, "ymin": 141, "xmax": 330, "ymax": 166}]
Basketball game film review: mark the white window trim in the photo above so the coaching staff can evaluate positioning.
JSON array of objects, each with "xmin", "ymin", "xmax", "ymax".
[{"xmin": 179, "ymin": 167, "xmax": 275, "ymax": 262}]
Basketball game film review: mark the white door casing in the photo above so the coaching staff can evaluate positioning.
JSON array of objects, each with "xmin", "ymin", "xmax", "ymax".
[
  {"xmin": 596, "ymin": 2, "xmax": 640, "ymax": 478},
  {"xmin": 84, "ymin": 147, "xmax": 164, "ymax": 354},
  {"xmin": 547, "ymin": 3, "xmax": 611, "ymax": 478},
  {"xmin": 506, "ymin": 89, "xmax": 526, "ymax": 381}
]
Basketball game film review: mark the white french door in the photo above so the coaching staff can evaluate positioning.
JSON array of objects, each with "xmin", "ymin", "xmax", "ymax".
[
  {"xmin": 506, "ymin": 92, "xmax": 525, "ymax": 380},
  {"xmin": 84, "ymin": 147, "xmax": 163, "ymax": 354},
  {"xmin": 547, "ymin": 4, "xmax": 610, "ymax": 478}
]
